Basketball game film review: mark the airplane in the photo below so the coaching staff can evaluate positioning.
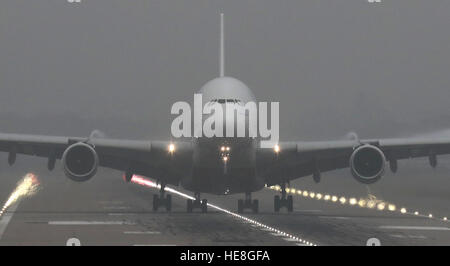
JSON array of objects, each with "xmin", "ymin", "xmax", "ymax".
[{"xmin": 1, "ymin": 14, "xmax": 450, "ymax": 214}]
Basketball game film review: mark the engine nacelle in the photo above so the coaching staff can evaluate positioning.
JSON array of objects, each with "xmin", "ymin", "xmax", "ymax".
[
  {"xmin": 349, "ymin": 144, "xmax": 386, "ymax": 184},
  {"xmin": 62, "ymin": 142, "xmax": 99, "ymax": 182}
]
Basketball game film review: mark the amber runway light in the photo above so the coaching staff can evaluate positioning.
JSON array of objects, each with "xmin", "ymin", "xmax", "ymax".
[{"xmin": 267, "ymin": 185, "xmax": 449, "ymax": 223}]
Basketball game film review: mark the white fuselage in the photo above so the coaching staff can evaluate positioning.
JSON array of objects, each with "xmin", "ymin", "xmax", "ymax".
[{"xmin": 180, "ymin": 77, "xmax": 265, "ymax": 195}]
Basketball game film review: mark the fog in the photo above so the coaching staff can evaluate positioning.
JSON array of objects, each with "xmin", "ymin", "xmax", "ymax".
[{"xmin": 1, "ymin": 0, "xmax": 450, "ymax": 141}]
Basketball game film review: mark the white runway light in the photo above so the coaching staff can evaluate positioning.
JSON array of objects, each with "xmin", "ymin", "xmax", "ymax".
[
  {"xmin": 130, "ymin": 175, "xmax": 317, "ymax": 246},
  {"xmin": 0, "ymin": 173, "xmax": 40, "ymax": 217},
  {"xmin": 268, "ymin": 185, "xmax": 450, "ymax": 223}
]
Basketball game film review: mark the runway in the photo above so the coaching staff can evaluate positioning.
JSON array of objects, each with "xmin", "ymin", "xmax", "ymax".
[{"xmin": 1, "ymin": 157, "xmax": 450, "ymax": 246}]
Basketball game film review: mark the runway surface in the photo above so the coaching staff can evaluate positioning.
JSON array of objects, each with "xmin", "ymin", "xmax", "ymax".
[{"xmin": 1, "ymin": 157, "xmax": 450, "ymax": 246}]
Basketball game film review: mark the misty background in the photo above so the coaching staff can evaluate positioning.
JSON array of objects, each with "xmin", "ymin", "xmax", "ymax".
[
  {"xmin": 1, "ymin": 0, "xmax": 450, "ymax": 141},
  {"xmin": 2, "ymin": 0, "xmax": 450, "ymax": 225}
]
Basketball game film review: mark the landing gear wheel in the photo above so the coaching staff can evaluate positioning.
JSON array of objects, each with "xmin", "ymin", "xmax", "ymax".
[
  {"xmin": 274, "ymin": 195, "xmax": 280, "ymax": 213},
  {"xmin": 187, "ymin": 199, "xmax": 193, "ymax": 213},
  {"xmin": 252, "ymin": 199, "xmax": 259, "ymax": 213},
  {"xmin": 274, "ymin": 183, "xmax": 294, "ymax": 213},
  {"xmin": 238, "ymin": 199, "xmax": 244, "ymax": 213},
  {"xmin": 166, "ymin": 194, "xmax": 172, "ymax": 212},
  {"xmin": 201, "ymin": 199, "xmax": 208, "ymax": 213},
  {"xmin": 287, "ymin": 195, "xmax": 293, "ymax": 213},
  {"xmin": 152, "ymin": 194, "xmax": 172, "ymax": 212},
  {"xmin": 187, "ymin": 194, "xmax": 207, "ymax": 213},
  {"xmin": 153, "ymin": 194, "xmax": 159, "ymax": 211},
  {"xmin": 237, "ymin": 192, "xmax": 259, "ymax": 213},
  {"xmin": 152, "ymin": 183, "xmax": 171, "ymax": 212}
]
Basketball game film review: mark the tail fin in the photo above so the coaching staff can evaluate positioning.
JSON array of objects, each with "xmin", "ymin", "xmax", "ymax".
[{"xmin": 220, "ymin": 13, "xmax": 225, "ymax": 77}]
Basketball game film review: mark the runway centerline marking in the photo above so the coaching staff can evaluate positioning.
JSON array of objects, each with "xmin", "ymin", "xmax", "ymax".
[
  {"xmin": 319, "ymin": 216, "xmax": 351, "ymax": 220},
  {"xmin": 48, "ymin": 221, "xmax": 136, "ymax": 225},
  {"xmin": 99, "ymin": 201, "xmax": 124, "ymax": 205},
  {"xmin": 408, "ymin": 235, "xmax": 426, "ymax": 239},
  {"xmin": 133, "ymin": 244, "xmax": 176, "ymax": 246},
  {"xmin": 389, "ymin": 234, "xmax": 406, "ymax": 239},
  {"xmin": 103, "ymin": 206, "xmax": 130, "ymax": 210},
  {"xmin": 124, "ymin": 231, "xmax": 161, "ymax": 235},
  {"xmin": 295, "ymin": 210, "xmax": 322, "ymax": 213},
  {"xmin": 379, "ymin": 226, "xmax": 450, "ymax": 231}
]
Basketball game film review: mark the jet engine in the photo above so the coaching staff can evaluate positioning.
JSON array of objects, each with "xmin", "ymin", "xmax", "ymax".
[
  {"xmin": 349, "ymin": 144, "xmax": 386, "ymax": 184},
  {"xmin": 62, "ymin": 142, "xmax": 99, "ymax": 182}
]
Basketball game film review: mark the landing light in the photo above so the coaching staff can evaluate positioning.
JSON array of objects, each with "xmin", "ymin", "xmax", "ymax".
[
  {"xmin": 221, "ymin": 146, "xmax": 231, "ymax": 152},
  {"xmin": 274, "ymin": 144, "xmax": 280, "ymax": 153},
  {"xmin": 168, "ymin": 143, "xmax": 175, "ymax": 153}
]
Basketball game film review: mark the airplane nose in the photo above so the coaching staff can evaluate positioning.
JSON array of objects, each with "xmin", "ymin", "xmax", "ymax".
[{"xmin": 219, "ymin": 145, "xmax": 231, "ymax": 161}]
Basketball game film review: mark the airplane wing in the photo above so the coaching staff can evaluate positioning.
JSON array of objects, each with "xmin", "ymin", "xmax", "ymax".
[
  {"xmin": 258, "ymin": 137, "xmax": 450, "ymax": 186},
  {"xmin": 0, "ymin": 133, "xmax": 193, "ymax": 185}
]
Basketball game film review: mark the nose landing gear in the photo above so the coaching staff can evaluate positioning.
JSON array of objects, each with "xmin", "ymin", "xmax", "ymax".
[
  {"xmin": 187, "ymin": 192, "xmax": 208, "ymax": 213},
  {"xmin": 152, "ymin": 183, "xmax": 172, "ymax": 212},
  {"xmin": 274, "ymin": 183, "xmax": 293, "ymax": 213},
  {"xmin": 237, "ymin": 192, "xmax": 259, "ymax": 213}
]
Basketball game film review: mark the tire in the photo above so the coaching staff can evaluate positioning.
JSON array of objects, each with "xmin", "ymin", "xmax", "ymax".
[
  {"xmin": 252, "ymin": 199, "xmax": 259, "ymax": 214},
  {"xmin": 201, "ymin": 199, "xmax": 208, "ymax": 213},
  {"xmin": 274, "ymin": 195, "xmax": 280, "ymax": 212},
  {"xmin": 287, "ymin": 195, "xmax": 293, "ymax": 213},
  {"xmin": 187, "ymin": 199, "xmax": 193, "ymax": 213},
  {"xmin": 238, "ymin": 199, "xmax": 244, "ymax": 213},
  {"xmin": 153, "ymin": 195, "xmax": 159, "ymax": 212},
  {"xmin": 166, "ymin": 195, "xmax": 172, "ymax": 212}
]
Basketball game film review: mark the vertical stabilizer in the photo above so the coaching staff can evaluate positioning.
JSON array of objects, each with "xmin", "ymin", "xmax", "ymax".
[{"xmin": 220, "ymin": 13, "xmax": 225, "ymax": 77}]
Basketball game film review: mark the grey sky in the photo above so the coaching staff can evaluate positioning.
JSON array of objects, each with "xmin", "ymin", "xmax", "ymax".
[{"xmin": 1, "ymin": 0, "xmax": 450, "ymax": 140}]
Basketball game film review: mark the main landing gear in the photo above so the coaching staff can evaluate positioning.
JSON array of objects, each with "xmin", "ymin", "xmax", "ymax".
[
  {"xmin": 274, "ymin": 183, "xmax": 293, "ymax": 213},
  {"xmin": 153, "ymin": 183, "xmax": 172, "ymax": 212},
  {"xmin": 187, "ymin": 192, "xmax": 208, "ymax": 213},
  {"xmin": 237, "ymin": 192, "xmax": 259, "ymax": 213}
]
